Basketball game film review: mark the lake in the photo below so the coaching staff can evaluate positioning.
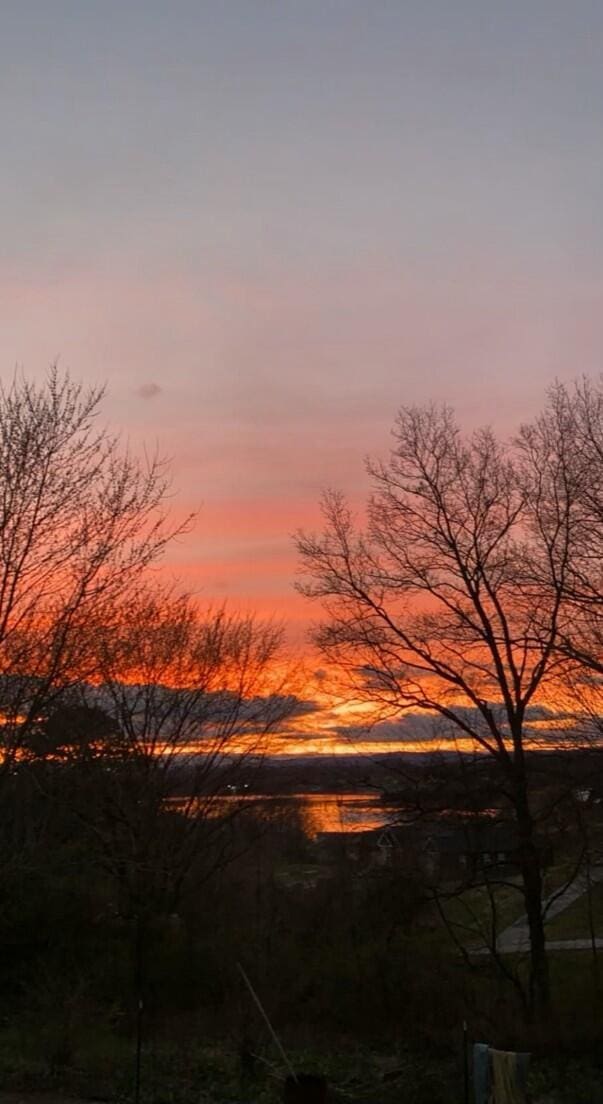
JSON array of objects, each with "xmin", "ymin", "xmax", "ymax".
[
  {"xmin": 170, "ymin": 791, "xmax": 395, "ymax": 836},
  {"xmin": 265, "ymin": 792, "xmax": 392, "ymax": 835}
]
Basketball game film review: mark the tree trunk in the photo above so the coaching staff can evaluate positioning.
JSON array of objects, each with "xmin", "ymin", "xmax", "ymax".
[{"xmin": 515, "ymin": 790, "xmax": 550, "ymax": 1019}]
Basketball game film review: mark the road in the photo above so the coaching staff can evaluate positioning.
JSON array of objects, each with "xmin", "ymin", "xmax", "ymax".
[{"xmin": 472, "ymin": 864, "xmax": 603, "ymax": 955}]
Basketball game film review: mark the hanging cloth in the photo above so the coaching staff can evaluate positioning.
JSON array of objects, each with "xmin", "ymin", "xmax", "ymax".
[{"xmin": 489, "ymin": 1048, "xmax": 530, "ymax": 1104}]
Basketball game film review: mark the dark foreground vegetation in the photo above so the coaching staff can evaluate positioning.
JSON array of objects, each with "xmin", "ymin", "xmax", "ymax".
[{"xmin": 0, "ymin": 748, "xmax": 602, "ymax": 1104}]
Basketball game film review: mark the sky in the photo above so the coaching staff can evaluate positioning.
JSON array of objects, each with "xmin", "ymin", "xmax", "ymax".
[{"xmin": 2, "ymin": 2, "xmax": 603, "ymax": 729}]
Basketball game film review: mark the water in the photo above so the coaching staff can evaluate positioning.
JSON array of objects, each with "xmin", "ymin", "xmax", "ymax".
[
  {"xmin": 170, "ymin": 791, "xmax": 394, "ymax": 837},
  {"xmin": 258, "ymin": 792, "xmax": 391, "ymax": 836}
]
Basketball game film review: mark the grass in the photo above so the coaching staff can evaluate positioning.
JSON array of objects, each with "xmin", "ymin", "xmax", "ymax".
[
  {"xmin": 439, "ymin": 860, "xmax": 603, "ymax": 949},
  {"xmin": 432, "ymin": 878, "xmax": 526, "ymax": 953},
  {"xmin": 0, "ymin": 1023, "xmax": 602, "ymax": 1104},
  {"xmin": 545, "ymin": 880, "xmax": 603, "ymax": 941},
  {"xmin": 0, "ymin": 1030, "xmax": 462, "ymax": 1104}
]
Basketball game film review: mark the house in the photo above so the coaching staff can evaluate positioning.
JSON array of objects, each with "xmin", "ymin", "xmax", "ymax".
[
  {"xmin": 314, "ymin": 817, "xmax": 554, "ymax": 885},
  {"xmin": 372, "ymin": 819, "xmax": 553, "ymax": 882},
  {"xmin": 314, "ymin": 830, "xmax": 375, "ymax": 864}
]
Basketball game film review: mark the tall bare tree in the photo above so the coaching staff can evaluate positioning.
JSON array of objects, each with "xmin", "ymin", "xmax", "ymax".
[
  {"xmin": 40, "ymin": 585, "xmax": 295, "ymax": 1079},
  {"xmin": 0, "ymin": 368, "xmax": 189, "ymax": 758},
  {"xmin": 296, "ymin": 399, "xmax": 595, "ymax": 1016},
  {"xmin": 19, "ymin": 579, "xmax": 294, "ymax": 923}
]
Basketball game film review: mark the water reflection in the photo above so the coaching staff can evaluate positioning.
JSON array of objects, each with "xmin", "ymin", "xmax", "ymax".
[
  {"xmin": 171, "ymin": 792, "xmax": 391, "ymax": 837},
  {"xmin": 275, "ymin": 792, "xmax": 389, "ymax": 835}
]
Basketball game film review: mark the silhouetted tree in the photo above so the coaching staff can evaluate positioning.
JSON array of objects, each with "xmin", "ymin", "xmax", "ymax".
[
  {"xmin": 25, "ymin": 702, "xmax": 128, "ymax": 762},
  {"xmin": 0, "ymin": 368, "xmax": 190, "ymax": 760},
  {"xmin": 36, "ymin": 584, "xmax": 297, "ymax": 1067},
  {"xmin": 81, "ymin": 584, "xmax": 294, "ymax": 924},
  {"xmin": 296, "ymin": 392, "xmax": 601, "ymax": 1018}
]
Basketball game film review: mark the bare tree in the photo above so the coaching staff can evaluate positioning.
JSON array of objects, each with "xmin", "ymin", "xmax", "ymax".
[
  {"xmin": 0, "ymin": 368, "xmax": 190, "ymax": 758},
  {"xmin": 296, "ymin": 400, "xmax": 594, "ymax": 1017},
  {"xmin": 519, "ymin": 377, "xmax": 603, "ymax": 677},
  {"xmin": 92, "ymin": 585, "xmax": 294, "ymax": 883},
  {"xmin": 24, "ymin": 580, "xmax": 296, "ymax": 920},
  {"xmin": 42, "ymin": 585, "xmax": 296, "ymax": 1084}
]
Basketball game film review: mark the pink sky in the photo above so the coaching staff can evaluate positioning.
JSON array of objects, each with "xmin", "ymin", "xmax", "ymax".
[{"xmin": 2, "ymin": 261, "xmax": 601, "ymax": 646}]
